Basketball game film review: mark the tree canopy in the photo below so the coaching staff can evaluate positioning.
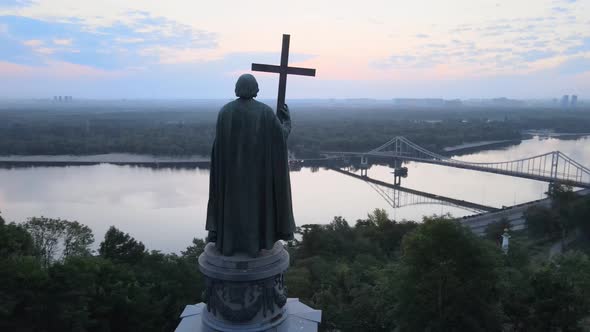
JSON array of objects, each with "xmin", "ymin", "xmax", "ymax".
[{"xmin": 3, "ymin": 207, "xmax": 590, "ymax": 331}]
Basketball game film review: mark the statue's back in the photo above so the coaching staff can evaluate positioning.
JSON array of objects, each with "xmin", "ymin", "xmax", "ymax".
[{"xmin": 206, "ymin": 97, "xmax": 295, "ymax": 257}]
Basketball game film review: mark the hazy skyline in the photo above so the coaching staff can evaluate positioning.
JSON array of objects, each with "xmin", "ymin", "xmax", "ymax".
[{"xmin": 1, "ymin": 0, "xmax": 589, "ymax": 99}]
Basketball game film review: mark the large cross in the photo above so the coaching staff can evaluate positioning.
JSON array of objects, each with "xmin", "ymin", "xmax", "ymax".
[{"xmin": 252, "ymin": 34, "xmax": 316, "ymax": 113}]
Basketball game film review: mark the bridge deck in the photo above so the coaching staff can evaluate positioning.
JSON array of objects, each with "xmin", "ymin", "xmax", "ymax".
[
  {"xmin": 324, "ymin": 151, "xmax": 590, "ymax": 188},
  {"xmin": 396, "ymin": 156, "xmax": 590, "ymax": 188},
  {"xmin": 329, "ymin": 167, "xmax": 498, "ymax": 212}
]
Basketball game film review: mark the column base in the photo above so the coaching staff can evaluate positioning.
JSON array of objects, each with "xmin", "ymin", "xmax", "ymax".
[
  {"xmin": 175, "ymin": 298, "xmax": 321, "ymax": 332},
  {"xmin": 198, "ymin": 242, "xmax": 291, "ymax": 330}
]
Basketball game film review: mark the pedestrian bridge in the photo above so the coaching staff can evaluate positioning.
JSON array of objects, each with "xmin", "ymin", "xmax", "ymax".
[{"xmin": 324, "ymin": 136, "xmax": 590, "ymax": 188}]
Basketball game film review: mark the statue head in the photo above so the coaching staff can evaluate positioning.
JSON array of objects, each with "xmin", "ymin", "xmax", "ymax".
[{"xmin": 235, "ymin": 74, "xmax": 259, "ymax": 99}]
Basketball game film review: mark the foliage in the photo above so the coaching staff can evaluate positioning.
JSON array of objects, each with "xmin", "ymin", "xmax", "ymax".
[
  {"xmin": 0, "ymin": 222, "xmax": 203, "ymax": 331},
  {"xmin": 0, "ymin": 255, "xmax": 48, "ymax": 331},
  {"xmin": 394, "ymin": 216, "xmax": 503, "ymax": 331},
  {"xmin": 287, "ymin": 210, "xmax": 416, "ymax": 331},
  {"xmin": 570, "ymin": 196, "xmax": 590, "ymax": 238},
  {"xmin": 525, "ymin": 206, "xmax": 561, "ymax": 239},
  {"xmin": 23, "ymin": 217, "xmax": 94, "ymax": 267},
  {"xmin": 4, "ymin": 205, "xmax": 590, "ymax": 331},
  {"xmin": 0, "ymin": 219, "xmax": 35, "ymax": 258},
  {"xmin": 288, "ymin": 208, "xmax": 590, "ymax": 331},
  {"xmin": 7, "ymin": 105, "xmax": 590, "ymax": 158},
  {"xmin": 526, "ymin": 185, "xmax": 588, "ymax": 241},
  {"xmin": 528, "ymin": 252, "xmax": 590, "ymax": 331},
  {"xmin": 99, "ymin": 226, "xmax": 146, "ymax": 264},
  {"xmin": 548, "ymin": 184, "xmax": 579, "ymax": 234},
  {"xmin": 181, "ymin": 238, "xmax": 206, "ymax": 265}
]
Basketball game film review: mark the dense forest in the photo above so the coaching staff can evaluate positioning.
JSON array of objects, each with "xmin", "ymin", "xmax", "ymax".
[
  {"xmin": 1, "ymin": 102, "xmax": 590, "ymax": 158},
  {"xmin": 2, "ymin": 186, "xmax": 590, "ymax": 331}
]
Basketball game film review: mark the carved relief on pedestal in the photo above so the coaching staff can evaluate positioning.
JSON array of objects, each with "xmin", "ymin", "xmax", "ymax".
[{"xmin": 202, "ymin": 273, "xmax": 287, "ymax": 322}]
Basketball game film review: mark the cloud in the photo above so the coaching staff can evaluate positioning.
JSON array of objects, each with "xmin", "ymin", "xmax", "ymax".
[
  {"xmin": 0, "ymin": 13, "xmax": 217, "ymax": 70},
  {"xmin": 519, "ymin": 49, "xmax": 557, "ymax": 62},
  {"xmin": 22, "ymin": 39, "xmax": 42, "ymax": 47},
  {"xmin": 0, "ymin": 59, "xmax": 123, "ymax": 80},
  {"xmin": 368, "ymin": 17, "xmax": 383, "ymax": 25},
  {"xmin": 517, "ymin": 35, "xmax": 538, "ymax": 41},
  {"xmin": 552, "ymin": 57, "xmax": 590, "ymax": 75},
  {"xmin": 480, "ymin": 24, "xmax": 515, "ymax": 36},
  {"xmin": 0, "ymin": 60, "xmax": 33, "ymax": 75},
  {"xmin": 532, "ymin": 41, "xmax": 548, "ymax": 48},
  {"xmin": 53, "ymin": 38, "xmax": 72, "ymax": 46},
  {"xmin": 566, "ymin": 37, "xmax": 590, "ymax": 54},
  {"xmin": 376, "ymin": 5, "xmax": 588, "ymax": 77},
  {"xmin": 115, "ymin": 37, "xmax": 145, "ymax": 44},
  {"xmin": 0, "ymin": 50, "xmax": 317, "ymax": 98},
  {"xmin": 0, "ymin": 0, "xmax": 33, "ymax": 8},
  {"xmin": 374, "ymin": 52, "xmax": 441, "ymax": 70},
  {"xmin": 552, "ymin": 7, "xmax": 569, "ymax": 13}
]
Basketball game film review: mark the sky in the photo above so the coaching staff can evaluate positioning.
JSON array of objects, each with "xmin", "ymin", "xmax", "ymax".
[{"xmin": 0, "ymin": 0, "xmax": 589, "ymax": 99}]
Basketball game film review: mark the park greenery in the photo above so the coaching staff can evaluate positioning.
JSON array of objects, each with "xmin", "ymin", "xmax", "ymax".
[
  {"xmin": 2, "ymin": 185, "xmax": 590, "ymax": 331},
  {"xmin": 1, "ymin": 103, "xmax": 590, "ymax": 158}
]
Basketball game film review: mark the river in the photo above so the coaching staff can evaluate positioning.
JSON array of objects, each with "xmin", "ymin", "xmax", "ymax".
[{"xmin": 0, "ymin": 136, "xmax": 588, "ymax": 252}]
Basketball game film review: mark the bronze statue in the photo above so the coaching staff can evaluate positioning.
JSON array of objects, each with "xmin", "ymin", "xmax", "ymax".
[{"xmin": 206, "ymin": 74, "xmax": 295, "ymax": 256}]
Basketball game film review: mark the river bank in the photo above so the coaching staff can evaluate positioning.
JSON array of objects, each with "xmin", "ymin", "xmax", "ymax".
[
  {"xmin": 0, "ymin": 153, "xmax": 210, "ymax": 168},
  {"xmin": 0, "ymin": 135, "xmax": 587, "ymax": 168}
]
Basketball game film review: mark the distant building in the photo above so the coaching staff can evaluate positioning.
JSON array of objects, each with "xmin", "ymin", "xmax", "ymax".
[
  {"xmin": 561, "ymin": 95, "xmax": 570, "ymax": 109},
  {"xmin": 53, "ymin": 96, "xmax": 73, "ymax": 102},
  {"xmin": 571, "ymin": 95, "xmax": 578, "ymax": 109},
  {"xmin": 444, "ymin": 99, "xmax": 463, "ymax": 107},
  {"xmin": 489, "ymin": 98, "xmax": 525, "ymax": 107},
  {"xmin": 394, "ymin": 98, "xmax": 444, "ymax": 107},
  {"xmin": 462, "ymin": 98, "xmax": 525, "ymax": 108},
  {"xmin": 393, "ymin": 98, "xmax": 462, "ymax": 108}
]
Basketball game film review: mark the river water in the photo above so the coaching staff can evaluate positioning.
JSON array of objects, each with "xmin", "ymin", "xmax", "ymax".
[{"xmin": 0, "ymin": 136, "xmax": 588, "ymax": 252}]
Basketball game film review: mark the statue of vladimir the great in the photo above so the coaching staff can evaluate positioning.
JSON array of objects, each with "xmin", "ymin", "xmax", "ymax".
[{"xmin": 205, "ymin": 74, "xmax": 295, "ymax": 256}]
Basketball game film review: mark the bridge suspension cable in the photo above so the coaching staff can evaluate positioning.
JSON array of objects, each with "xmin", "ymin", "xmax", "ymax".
[{"xmin": 327, "ymin": 136, "xmax": 590, "ymax": 187}]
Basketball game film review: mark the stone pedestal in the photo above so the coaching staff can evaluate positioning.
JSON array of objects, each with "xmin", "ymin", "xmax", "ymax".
[
  {"xmin": 196, "ymin": 242, "xmax": 297, "ymax": 331},
  {"xmin": 175, "ymin": 298, "xmax": 321, "ymax": 332},
  {"xmin": 175, "ymin": 241, "xmax": 321, "ymax": 331}
]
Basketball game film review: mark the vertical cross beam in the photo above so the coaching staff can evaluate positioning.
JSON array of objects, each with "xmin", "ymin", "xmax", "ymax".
[{"xmin": 277, "ymin": 34, "xmax": 290, "ymax": 113}]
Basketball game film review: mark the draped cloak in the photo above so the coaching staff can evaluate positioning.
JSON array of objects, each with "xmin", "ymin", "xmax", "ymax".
[{"xmin": 205, "ymin": 97, "xmax": 295, "ymax": 256}]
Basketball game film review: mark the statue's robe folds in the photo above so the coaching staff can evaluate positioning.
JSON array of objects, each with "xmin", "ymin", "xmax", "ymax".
[{"xmin": 206, "ymin": 98, "xmax": 295, "ymax": 256}]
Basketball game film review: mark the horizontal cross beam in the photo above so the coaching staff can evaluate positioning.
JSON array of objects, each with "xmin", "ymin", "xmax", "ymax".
[{"xmin": 251, "ymin": 63, "xmax": 316, "ymax": 77}]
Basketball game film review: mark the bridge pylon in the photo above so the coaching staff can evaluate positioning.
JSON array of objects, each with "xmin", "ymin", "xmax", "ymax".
[{"xmin": 360, "ymin": 155, "xmax": 369, "ymax": 177}]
